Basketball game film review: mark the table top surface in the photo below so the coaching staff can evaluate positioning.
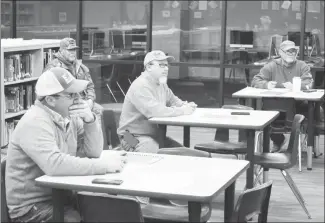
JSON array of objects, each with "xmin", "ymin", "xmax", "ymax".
[
  {"xmin": 149, "ymin": 108, "xmax": 279, "ymax": 130},
  {"xmin": 233, "ymin": 87, "xmax": 325, "ymax": 101},
  {"xmin": 35, "ymin": 151, "xmax": 249, "ymax": 202}
]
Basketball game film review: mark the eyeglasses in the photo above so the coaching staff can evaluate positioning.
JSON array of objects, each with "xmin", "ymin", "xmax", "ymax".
[
  {"xmin": 157, "ymin": 63, "xmax": 169, "ymax": 68},
  {"xmin": 281, "ymin": 49, "xmax": 298, "ymax": 56},
  {"xmin": 52, "ymin": 93, "xmax": 80, "ymax": 99}
]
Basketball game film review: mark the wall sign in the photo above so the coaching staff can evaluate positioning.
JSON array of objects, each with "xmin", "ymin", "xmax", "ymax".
[{"xmin": 59, "ymin": 12, "xmax": 67, "ymax": 22}]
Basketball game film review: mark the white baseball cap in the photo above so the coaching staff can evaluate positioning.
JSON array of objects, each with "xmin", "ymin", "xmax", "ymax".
[
  {"xmin": 35, "ymin": 67, "xmax": 89, "ymax": 97},
  {"xmin": 143, "ymin": 50, "xmax": 174, "ymax": 66},
  {"xmin": 280, "ymin": 40, "xmax": 298, "ymax": 51}
]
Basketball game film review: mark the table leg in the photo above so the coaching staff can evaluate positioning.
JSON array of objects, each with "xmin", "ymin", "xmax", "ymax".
[
  {"xmin": 307, "ymin": 101, "xmax": 314, "ymax": 171},
  {"xmin": 52, "ymin": 189, "xmax": 65, "ymax": 222},
  {"xmin": 188, "ymin": 202, "xmax": 202, "ymax": 222},
  {"xmin": 313, "ymin": 101, "xmax": 322, "ymax": 157},
  {"xmin": 224, "ymin": 181, "xmax": 236, "ymax": 222},
  {"xmin": 262, "ymin": 125, "xmax": 270, "ymax": 182},
  {"xmin": 246, "ymin": 129, "xmax": 256, "ymax": 189},
  {"xmin": 183, "ymin": 126, "xmax": 190, "ymax": 147},
  {"xmin": 238, "ymin": 98, "xmax": 245, "ymax": 106},
  {"xmin": 157, "ymin": 124, "xmax": 167, "ymax": 148}
]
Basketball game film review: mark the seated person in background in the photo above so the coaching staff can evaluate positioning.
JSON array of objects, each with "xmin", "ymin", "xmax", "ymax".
[
  {"xmin": 117, "ymin": 50, "xmax": 197, "ymax": 153},
  {"xmin": 5, "ymin": 67, "xmax": 127, "ymax": 222},
  {"xmin": 251, "ymin": 40, "xmax": 313, "ymax": 152},
  {"xmin": 43, "ymin": 38, "xmax": 103, "ymax": 123}
]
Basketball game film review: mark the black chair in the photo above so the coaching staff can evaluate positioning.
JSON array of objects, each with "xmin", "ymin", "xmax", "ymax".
[
  {"xmin": 194, "ymin": 104, "xmax": 255, "ymax": 159},
  {"xmin": 1, "ymin": 160, "xmax": 10, "ymax": 223},
  {"xmin": 254, "ymin": 114, "xmax": 312, "ymax": 219},
  {"xmin": 231, "ymin": 181, "xmax": 273, "ymax": 223},
  {"xmin": 142, "ymin": 147, "xmax": 212, "ymax": 223},
  {"xmin": 77, "ymin": 192, "xmax": 144, "ymax": 222},
  {"xmin": 261, "ymin": 97, "xmax": 305, "ymax": 171}
]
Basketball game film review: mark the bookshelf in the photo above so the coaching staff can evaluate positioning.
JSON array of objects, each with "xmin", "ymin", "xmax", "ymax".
[{"xmin": 0, "ymin": 39, "xmax": 60, "ymax": 147}]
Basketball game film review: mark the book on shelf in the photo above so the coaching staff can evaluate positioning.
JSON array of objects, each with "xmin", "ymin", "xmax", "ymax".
[
  {"xmin": 4, "ymin": 83, "xmax": 35, "ymax": 114},
  {"xmin": 4, "ymin": 53, "xmax": 33, "ymax": 82},
  {"xmin": 43, "ymin": 48, "xmax": 58, "ymax": 68},
  {"xmin": 3, "ymin": 119, "xmax": 20, "ymax": 149}
]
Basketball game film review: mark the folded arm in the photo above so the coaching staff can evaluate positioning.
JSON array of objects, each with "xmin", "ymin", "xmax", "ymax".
[
  {"xmin": 130, "ymin": 86, "xmax": 184, "ymax": 118},
  {"xmin": 20, "ymin": 118, "xmax": 107, "ymax": 176}
]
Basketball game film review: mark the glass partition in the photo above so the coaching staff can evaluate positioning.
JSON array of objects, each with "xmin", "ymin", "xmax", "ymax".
[
  {"xmin": 1, "ymin": 0, "xmax": 12, "ymax": 38},
  {"xmin": 16, "ymin": 1, "xmax": 78, "ymax": 40},
  {"xmin": 305, "ymin": 1, "xmax": 324, "ymax": 60},
  {"xmin": 82, "ymin": 1, "xmax": 149, "ymax": 61}
]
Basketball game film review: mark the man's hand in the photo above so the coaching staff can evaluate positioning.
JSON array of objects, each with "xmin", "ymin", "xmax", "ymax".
[
  {"xmin": 283, "ymin": 82, "xmax": 293, "ymax": 89},
  {"xmin": 69, "ymin": 99, "xmax": 95, "ymax": 123},
  {"xmin": 86, "ymin": 99, "xmax": 94, "ymax": 110},
  {"xmin": 181, "ymin": 104, "xmax": 196, "ymax": 115},
  {"xmin": 184, "ymin": 101, "xmax": 198, "ymax": 108},
  {"xmin": 267, "ymin": 81, "xmax": 277, "ymax": 89},
  {"xmin": 100, "ymin": 151, "xmax": 128, "ymax": 173}
]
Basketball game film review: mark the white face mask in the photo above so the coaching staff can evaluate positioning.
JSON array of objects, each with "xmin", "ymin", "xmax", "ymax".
[
  {"xmin": 158, "ymin": 76, "xmax": 167, "ymax": 85},
  {"xmin": 283, "ymin": 55, "xmax": 296, "ymax": 64}
]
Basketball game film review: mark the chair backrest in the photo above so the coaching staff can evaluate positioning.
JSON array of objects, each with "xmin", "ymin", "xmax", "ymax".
[
  {"xmin": 158, "ymin": 147, "xmax": 210, "ymax": 158},
  {"xmin": 77, "ymin": 192, "xmax": 144, "ymax": 222},
  {"xmin": 262, "ymin": 98, "xmax": 295, "ymax": 130},
  {"xmin": 102, "ymin": 109, "xmax": 122, "ymax": 149},
  {"xmin": 232, "ymin": 181, "xmax": 273, "ymax": 223},
  {"xmin": 286, "ymin": 114, "xmax": 305, "ymax": 166},
  {"xmin": 1, "ymin": 160, "xmax": 10, "ymax": 223}
]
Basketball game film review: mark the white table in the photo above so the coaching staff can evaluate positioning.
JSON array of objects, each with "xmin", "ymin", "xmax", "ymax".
[
  {"xmin": 233, "ymin": 87, "xmax": 325, "ymax": 170},
  {"xmin": 35, "ymin": 151, "xmax": 249, "ymax": 222},
  {"xmin": 149, "ymin": 108, "xmax": 279, "ymax": 189}
]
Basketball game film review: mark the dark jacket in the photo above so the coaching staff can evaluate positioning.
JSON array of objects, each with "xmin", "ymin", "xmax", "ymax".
[{"xmin": 43, "ymin": 53, "xmax": 96, "ymax": 101}]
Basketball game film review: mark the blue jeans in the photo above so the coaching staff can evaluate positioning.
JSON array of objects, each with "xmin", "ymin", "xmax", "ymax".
[{"xmin": 11, "ymin": 201, "xmax": 80, "ymax": 223}]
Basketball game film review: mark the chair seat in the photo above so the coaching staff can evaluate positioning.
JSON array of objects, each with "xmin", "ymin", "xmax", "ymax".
[
  {"xmin": 142, "ymin": 199, "xmax": 211, "ymax": 222},
  {"xmin": 254, "ymin": 152, "xmax": 292, "ymax": 169},
  {"xmin": 194, "ymin": 141, "xmax": 247, "ymax": 154}
]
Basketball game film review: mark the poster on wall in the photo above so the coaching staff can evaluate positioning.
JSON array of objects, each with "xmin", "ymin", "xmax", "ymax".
[
  {"xmin": 59, "ymin": 12, "xmax": 67, "ymax": 22},
  {"xmin": 296, "ymin": 13, "xmax": 301, "ymax": 20},
  {"xmin": 272, "ymin": 1, "xmax": 279, "ymax": 10},
  {"xmin": 307, "ymin": 1, "xmax": 320, "ymax": 13},
  {"xmin": 208, "ymin": 0, "xmax": 218, "ymax": 9},
  {"xmin": 162, "ymin": 10, "xmax": 171, "ymax": 18},
  {"xmin": 198, "ymin": 0, "xmax": 208, "ymax": 10},
  {"xmin": 291, "ymin": 1, "xmax": 300, "ymax": 11},
  {"xmin": 261, "ymin": 1, "xmax": 268, "ymax": 10}
]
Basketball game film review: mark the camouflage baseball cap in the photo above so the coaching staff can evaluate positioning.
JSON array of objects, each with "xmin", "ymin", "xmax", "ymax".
[{"xmin": 60, "ymin": 37, "xmax": 79, "ymax": 50}]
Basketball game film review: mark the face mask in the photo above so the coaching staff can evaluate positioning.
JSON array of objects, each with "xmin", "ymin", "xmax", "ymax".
[
  {"xmin": 158, "ymin": 76, "xmax": 167, "ymax": 85},
  {"xmin": 282, "ymin": 54, "xmax": 296, "ymax": 64}
]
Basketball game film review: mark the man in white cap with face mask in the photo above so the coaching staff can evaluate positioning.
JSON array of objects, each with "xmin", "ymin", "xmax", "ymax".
[
  {"xmin": 5, "ymin": 67, "xmax": 127, "ymax": 222},
  {"xmin": 117, "ymin": 50, "xmax": 197, "ymax": 153},
  {"xmin": 251, "ymin": 40, "xmax": 314, "ymax": 152}
]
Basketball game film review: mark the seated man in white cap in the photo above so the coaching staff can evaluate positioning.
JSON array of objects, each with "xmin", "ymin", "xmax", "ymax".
[
  {"xmin": 5, "ymin": 67, "xmax": 127, "ymax": 222},
  {"xmin": 117, "ymin": 50, "xmax": 197, "ymax": 153},
  {"xmin": 43, "ymin": 37, "xmax": 103, "ymax": 123},
  {"xmin": 251, "ymin": 40, "xmax": 314, "ymax": 152}
]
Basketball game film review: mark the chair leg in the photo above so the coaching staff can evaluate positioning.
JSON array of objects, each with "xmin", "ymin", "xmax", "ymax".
[
  {"xmin": 281, "ymin": 170, "xmax": 312, "ymax": 219},
  {"xmin": 254, "ymin": 131, "xmax": 263, "ymax": 153},
  {"xmin": 298, "ymin": 134, "xmax": 302, "ymax": 172},
  {"xmin": 116, "ymin": 81, "xmax": 126, "ymax": 97},
  {"xmin": 253, "ymin": 166, "xmax": 263, "ymax": 187},
  {"xmin": 106, "ymin": 84, "xmax": 118, "ymax": 103}
]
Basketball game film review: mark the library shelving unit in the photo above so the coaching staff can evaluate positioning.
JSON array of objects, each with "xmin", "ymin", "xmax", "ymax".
[{"xmin": 0, "ymin": 39, "xmax": 60, "ymax": 148}]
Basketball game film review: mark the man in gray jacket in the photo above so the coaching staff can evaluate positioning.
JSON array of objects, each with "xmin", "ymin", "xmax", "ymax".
[
  {"xmin": 5, "ymin": 67, "xmax": 127, "ymax": 222},
  {"xmin": 117, "ymin": 50, "xmax": 197, "ymax": 154},
  {"xmin": 251, "ymin": 40, "xmax": 313, "ymax": 152}
]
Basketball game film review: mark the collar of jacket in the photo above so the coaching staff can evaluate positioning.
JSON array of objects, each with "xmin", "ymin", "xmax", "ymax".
[{"xmin": 34, "ymin": 100, "xmax": 70, "ymax": 131}]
